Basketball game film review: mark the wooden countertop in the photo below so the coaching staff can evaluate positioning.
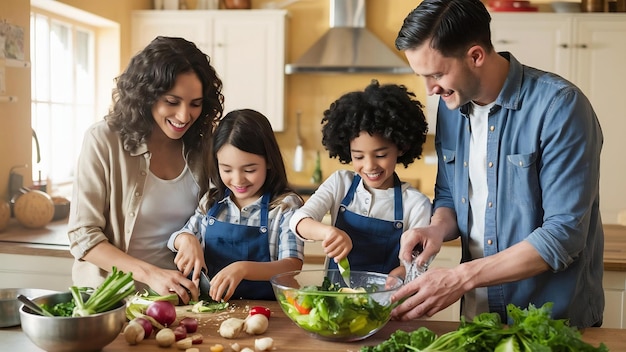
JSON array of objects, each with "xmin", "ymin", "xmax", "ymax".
[
  {"xmin": 0, "ymin": 219, "xmax": 71, "ymax": 258},
  {"xmin": 1, "ymin": 300, "xmax": 623, "ymax": 351},
  {"xmin": 0, "ymin": 219, "xmax": 625, "ymax": 271}
]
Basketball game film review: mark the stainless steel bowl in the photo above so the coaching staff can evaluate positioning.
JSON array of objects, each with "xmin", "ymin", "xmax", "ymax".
[
  {"xmin": 19, "ymin": 291, "xmax": 126, "ymax": 352},
  {"xmin": 0, "ymin": 288, "xmax": 58, "ymax": 327}
]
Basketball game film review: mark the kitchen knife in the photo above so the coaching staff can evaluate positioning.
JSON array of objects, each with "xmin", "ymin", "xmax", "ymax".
[{"xmin": 198, "ymin": 270, "xmax": 211, "ymax": 300}]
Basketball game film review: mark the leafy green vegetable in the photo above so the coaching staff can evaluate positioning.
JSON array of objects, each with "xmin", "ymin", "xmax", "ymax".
[
  {"xmin": 360, "ymin": 302, "xmax": 609, "ymax": 352},
  {"xmin": 71, "ymin": 266, "xmax": 135, "ymax": 317},
  {"xmin": 40, "ymin": 300, "xmax": 76, "ymax": 317},
  {"xmin": 277, "ymin": 276, "xmax": 392, "ymax": 339}
]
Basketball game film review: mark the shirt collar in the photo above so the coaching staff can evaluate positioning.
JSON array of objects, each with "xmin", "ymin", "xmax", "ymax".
[
  {"xmin": 459, "ymin": 51, "xmax": 523, "ymax": 117},
  {"xmin": 219, "ymin": 193, "xmax": 264, "ymax": 209},
  {"xmin": 495, "ymin": 51, "xmax": 524, "ymax": 111}
]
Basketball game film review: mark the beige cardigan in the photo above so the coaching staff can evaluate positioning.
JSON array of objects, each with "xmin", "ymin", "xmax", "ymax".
[{"xmin": 67, "ymin": 120, "xmax": 206, "ymax": 289}]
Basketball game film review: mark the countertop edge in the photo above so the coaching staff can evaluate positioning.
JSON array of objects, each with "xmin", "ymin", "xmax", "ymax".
[{"xmin": 1, "ymin": 220, "xmax": 624, "ymax": 271}]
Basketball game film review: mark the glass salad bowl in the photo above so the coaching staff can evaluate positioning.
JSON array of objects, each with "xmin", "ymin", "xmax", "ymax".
[{"xmin": 270, "ymin": 269, "xmax": 403, "ymax": 342}]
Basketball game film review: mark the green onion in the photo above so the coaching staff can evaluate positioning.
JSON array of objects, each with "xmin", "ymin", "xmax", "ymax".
[{"xmin": 71, "ymin": 266, "xmax": 135, "ymax": 317}]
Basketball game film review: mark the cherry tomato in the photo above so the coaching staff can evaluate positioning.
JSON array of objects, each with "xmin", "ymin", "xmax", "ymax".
[{"xmin": 249, "ymin": 306, "xmax": 271, "ymax": 319}]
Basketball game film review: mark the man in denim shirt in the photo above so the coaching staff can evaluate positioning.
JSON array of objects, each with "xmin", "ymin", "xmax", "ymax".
[{"xmin": 390, "ymin": 0, "xmax": 604, "ymax": 328}]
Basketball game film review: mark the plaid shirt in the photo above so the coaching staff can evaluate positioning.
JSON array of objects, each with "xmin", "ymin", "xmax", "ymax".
[{"xmin": 168, "ymin": 193, "xmax": 304, "ymax": 261}]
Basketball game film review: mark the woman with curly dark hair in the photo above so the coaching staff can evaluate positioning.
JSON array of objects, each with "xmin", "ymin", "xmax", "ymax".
[
  {"xmin": 289, "ymin": 79, "xmax": 431, "ymax": 278},
  {"xmin": 68, "ymin": 36, "xmax": 224, "ymax": 304}
]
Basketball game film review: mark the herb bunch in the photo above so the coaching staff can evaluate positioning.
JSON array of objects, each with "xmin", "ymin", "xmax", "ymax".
[{"xmin": 361, "ymin": 302, "xmax": 609, "ymax": 352}]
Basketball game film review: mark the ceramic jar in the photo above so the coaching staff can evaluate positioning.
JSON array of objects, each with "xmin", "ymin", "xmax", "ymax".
[
  {"xmin": 581, "ymin": 0, "xmax": 605, "ymax": 12},
  {"xmin": 222, "ymin": 0, "xmax": 251, "ymax": 9}
]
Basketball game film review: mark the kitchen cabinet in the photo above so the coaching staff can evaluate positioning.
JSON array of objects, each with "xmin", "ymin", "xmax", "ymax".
[
  {"xmin": 131, "ymin": 10, "xmax": 286, "ymax": 131},
  {"xmin": 490, "ymin": 13, "xmax": 626, "ymax": 224},
  {"xmin": 603, "ymin": 271, "xmax": 626, "ymax": 329}
]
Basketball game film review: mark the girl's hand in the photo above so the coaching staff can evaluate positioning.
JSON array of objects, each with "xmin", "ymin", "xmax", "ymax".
[
  {"xmin": 209, "ymin": 262, "xmax": 246, "ymax": 301},
  {"xmin": 321, "ymin": 227, "xmax": 353, "ymax": 262},
  {"xmin": 174, "ymin": 233, "xmax": 207, "ymax": 279}
]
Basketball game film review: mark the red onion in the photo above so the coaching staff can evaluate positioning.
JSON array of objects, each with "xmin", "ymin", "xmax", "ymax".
[{"xmin": 146, "ymin": 300, "xmax": 177, "ymax": 327}]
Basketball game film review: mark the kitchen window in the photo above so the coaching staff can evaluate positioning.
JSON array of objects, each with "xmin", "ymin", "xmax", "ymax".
[
  {"xmin": 30, "ymin": 10, "xmax": 96, "ymax": 188},
  {"xmin": 30, "ymin": 1, "xmax": 119, "ymax": 197}
]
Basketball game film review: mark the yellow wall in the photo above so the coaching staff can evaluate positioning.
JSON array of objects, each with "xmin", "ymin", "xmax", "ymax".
[
  {"xmin": 0, "ymin": 0, "xmax": 32, "ymax": 202},
  {"xmin": 1, "ymin": 0, "xmax": 561, "ymax": 201}
]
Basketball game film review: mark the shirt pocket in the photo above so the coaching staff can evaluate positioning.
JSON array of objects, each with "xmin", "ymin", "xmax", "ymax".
[
  {"xmin": 506, "ymin": 152, "xmax": 541, "ymax": 209},
  {"xmin": 441, "ymin": 148, "xmax": 456, "ymax": 186}
]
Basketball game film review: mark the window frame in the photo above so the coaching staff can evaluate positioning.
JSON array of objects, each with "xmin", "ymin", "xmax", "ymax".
[{"xmin": 30, "ymin": 0, "xmax": 119, "ymax": 197}]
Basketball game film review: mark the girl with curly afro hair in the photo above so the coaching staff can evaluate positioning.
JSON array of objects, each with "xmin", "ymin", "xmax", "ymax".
[{"xmin": 289, "ymin": 80, "xmax": 432, "ymax": 277}]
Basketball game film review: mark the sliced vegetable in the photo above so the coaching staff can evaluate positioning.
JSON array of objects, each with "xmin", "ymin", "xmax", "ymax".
[
  {"xmin": 190, "ymin": 333, "xmax": 203, "ymax": 344},
  {"xmin": 176, "ymin": 337, "xmax": 193, "ymax": 349},
  {"xmin": 190, "ymin": 300, "xmax": 229, "ymax": 313},
  {"xmin": 71, "ymin": 266, "xmax": 135, "ymax": 317},
  {"xmin": 337, "ymin": 257, "xmax": 351, "ymax": 287},
  {"xmin": 219, "ymin": 317, "xmax": 245, "ymax": 339},
  {"xmin": 173, "ymin": 325, "xmax": 187, "ymax": 341},
  {"xmin": 254, "ymin": 337, "xmax": 275, "ymax": 351}
]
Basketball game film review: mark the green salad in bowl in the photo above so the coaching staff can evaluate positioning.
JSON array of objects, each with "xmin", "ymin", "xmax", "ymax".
[{"xmin": 270, "ymin": 269, "xmax": 403, "ymax": 342}]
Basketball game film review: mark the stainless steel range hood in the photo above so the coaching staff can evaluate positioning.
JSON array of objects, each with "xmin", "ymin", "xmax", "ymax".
[{"xmin": 285, "ymin": 0, "xmax": 413, "ymax": 74}]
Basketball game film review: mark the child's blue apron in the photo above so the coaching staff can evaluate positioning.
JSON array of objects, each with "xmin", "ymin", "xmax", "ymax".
[
  {"xmin": 328, "ymin": 174, "xmax": 404, "ymax": 274},
  {"xmin": 204, "ymin": 192, "xmax": 275, "ymax": 300}
]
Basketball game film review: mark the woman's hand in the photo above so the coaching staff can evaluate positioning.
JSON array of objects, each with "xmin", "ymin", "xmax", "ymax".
[{"xmin": 145, "ymin": 268, "xmax": 200, "ymax": 305}]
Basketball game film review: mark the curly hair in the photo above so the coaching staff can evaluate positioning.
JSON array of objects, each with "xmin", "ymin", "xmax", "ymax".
[
  {"xmin": 207, "ymin": 109, "xmax": 301, "ymax": 210},
  {"xmin": 105, "ymin": 36, "xmax": 224, "ymax": 153},
  {"xmin": 321, "ymin": 80, "xmax": 428, "ymax": 168}
]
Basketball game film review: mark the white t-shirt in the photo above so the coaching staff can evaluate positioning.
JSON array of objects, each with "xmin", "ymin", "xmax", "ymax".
[
  {"xmin": 128, "ymin": 165, "xmax": 200, "ymax": 277},
  {"xmin": 464, "ymin": 101, "xmax": 495, "ymax": 319},
  {"xmin": 289, "ymin": 169, "xmax": 432, "ymax": 238}
]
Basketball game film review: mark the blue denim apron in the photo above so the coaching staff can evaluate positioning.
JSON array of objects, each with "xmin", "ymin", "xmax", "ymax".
[
  {"xmin": 328, "ymin": 174, "xmax": 403, "ymax": 274},
  {"xmin": 204, "ymin": 192, "xmax": 275, "ymax": 300}
]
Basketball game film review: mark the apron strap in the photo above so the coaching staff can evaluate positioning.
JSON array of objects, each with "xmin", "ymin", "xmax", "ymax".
[
  {"xmin": 259, "ymin": 192, "xmax": 270, "ymax": 234},
  {"xmin": 206, "ymin": 190, "xmax": 271, "ymax": 233},
  {"xmin": 393, "ymin": 173, "xmax": 403, "ymax": 229},
  {"xmin": 340, "ymin": 173, "xmax": 404, "ymax": 228}
]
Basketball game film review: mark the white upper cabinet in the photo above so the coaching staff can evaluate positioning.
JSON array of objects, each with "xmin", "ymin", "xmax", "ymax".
[
  {"xmin": 491, "ymin": 13, "xmax": 626, "ymax": 224},
  {"xmin": 131, "ymin": 10, "xmax": 287, "ymax": 131}
]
